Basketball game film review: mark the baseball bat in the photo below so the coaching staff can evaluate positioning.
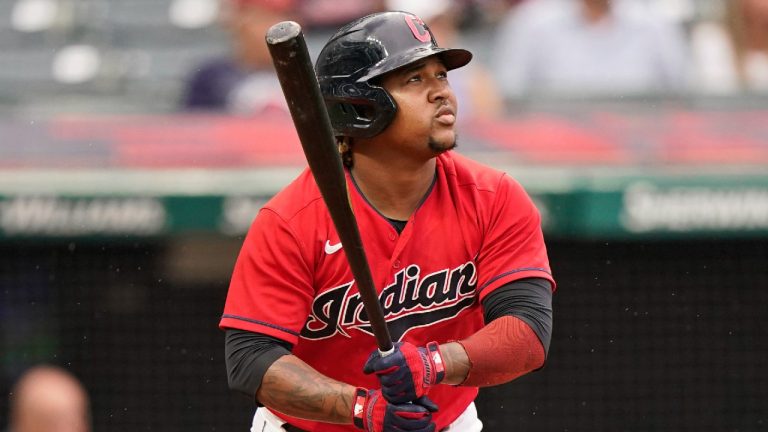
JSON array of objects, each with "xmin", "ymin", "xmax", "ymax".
[{"xmin": 266, "ymin": 21, "xmax": 394, "ymax": 354}]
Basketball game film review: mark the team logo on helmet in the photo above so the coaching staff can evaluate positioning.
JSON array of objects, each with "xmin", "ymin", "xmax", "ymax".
[{"xmin": 405, "ymin": 15, "xmax": 431, "ymax": 43}]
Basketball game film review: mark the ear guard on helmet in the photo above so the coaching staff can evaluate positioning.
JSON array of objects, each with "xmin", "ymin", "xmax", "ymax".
[{"xmin": 317, "ymin": 48, "xmax": 397, "ymax": 138}]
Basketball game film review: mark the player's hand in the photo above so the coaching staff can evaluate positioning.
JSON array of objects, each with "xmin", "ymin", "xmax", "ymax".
[
  {"xmin": 352, "ymin": 388, "xmax": 437, "ymax": 432},
  {"xmin": 363, "ymin": 342, "xmax": 445, "ymax": 404}
]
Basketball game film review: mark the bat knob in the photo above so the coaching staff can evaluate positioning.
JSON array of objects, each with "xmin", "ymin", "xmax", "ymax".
[{"xmin": 266, "ymin": 21, "xmax": 302, "ymax": 45}]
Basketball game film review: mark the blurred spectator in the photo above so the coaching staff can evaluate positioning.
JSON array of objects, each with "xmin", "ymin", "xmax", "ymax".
[
  {"xmin": 180, "ymin": 0, "xmax": 295, "ymax": 114},
  {"xmin": 491, "ymin": 0, "xmax": 689, "ymax": 98},
  {"xmin": 646, "ymin": 0, "xmax": 696, "ymax": 27},
  {"xmin": 8, "ymin": 365, "xmax": 90, "ymax": 432},
  {"xmin": 387, "ymin": 0, "xmax": 504, "ymax": 120},
  {"xmin": 468, "ymin": 0, "xmax": 530, "ymax": 27},
  {"xmin": 299, "ymin": 0, "xmax": 384, "ymax": 31},
  {"xmin": 690, "ymin": 0, "xmax": 768, "ymax": 94}
]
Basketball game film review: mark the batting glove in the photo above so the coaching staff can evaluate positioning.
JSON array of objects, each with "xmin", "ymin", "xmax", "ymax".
[
  {"xmin": 363, "ymin": 342, "xmax": 446, "ymax": 404},
  {"xmin": 352, "ymin": 388, "xmax": 437, "ymax": 432}
]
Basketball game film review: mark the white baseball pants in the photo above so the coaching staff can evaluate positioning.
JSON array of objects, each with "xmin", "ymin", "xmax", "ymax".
[
  {"xmin": 251, "ymin": 402, "xmax": 483, "ymax": 431},
  {"xmin": 251, "ymin": 402, "xmax": 483, "ymax": 432}
]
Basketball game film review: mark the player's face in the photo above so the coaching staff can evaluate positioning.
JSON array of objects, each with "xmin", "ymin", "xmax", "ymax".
[{"xmin": 379, "ymin": 57, "xmax": 458, "ymax": 157}]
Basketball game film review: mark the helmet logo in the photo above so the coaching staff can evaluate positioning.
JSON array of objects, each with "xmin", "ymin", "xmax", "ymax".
[{"xmin": 405, "ymin": 15, "xmax": 431, "ymax": 43}]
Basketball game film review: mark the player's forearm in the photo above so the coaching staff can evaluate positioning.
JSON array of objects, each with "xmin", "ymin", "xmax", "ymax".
[
  {"xmin": 441, "ymin": 315, "xmax": 545, "ymax": 387},
  {"xmin": 257, "ymin": 354, "xmax": 356, "ymax": 424},
  {"xmin": 439, "ymin": 342, "xmax": 472, "ymax": 385}
]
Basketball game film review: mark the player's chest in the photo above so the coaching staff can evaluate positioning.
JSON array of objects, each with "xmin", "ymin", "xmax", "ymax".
[
  {"xmin": 306, "ymin": 220, "xmax": 479, "ymax": 342},
  {"xmin": 315, "ymin": 207, "xmax": 479, "ymax": 288}
]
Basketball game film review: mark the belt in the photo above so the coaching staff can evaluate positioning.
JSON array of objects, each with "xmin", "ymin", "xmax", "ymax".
[
  {"xmin": 282, "ymin": 425, "xmax": 449, "ymax": 432},
  {"xmin": 283, "ymin": 423, "xmax": 448, "ymax": 431}
]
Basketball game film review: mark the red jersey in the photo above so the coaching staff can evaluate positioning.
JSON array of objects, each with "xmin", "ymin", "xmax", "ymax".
[{"xmin": 220, "ymin": 151, "xmax": 555, "ymax": 431}]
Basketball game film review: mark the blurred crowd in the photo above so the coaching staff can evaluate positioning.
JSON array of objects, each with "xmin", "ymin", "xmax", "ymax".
[
  {"xmin": 491, "ymin": 0, "xmax": 768, "ymax": 98},
  {"xmin": 179, "ymin": 0, "xmax": 768, "ymax": 116},
  {"xmin": 3, "ymin": 0, "xmax": 768, "ymax": 116}
]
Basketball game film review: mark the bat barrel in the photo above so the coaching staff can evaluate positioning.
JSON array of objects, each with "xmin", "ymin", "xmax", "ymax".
[{"xmin": 266, "ymin": 22, "xmax": 394, "ymax": 353}]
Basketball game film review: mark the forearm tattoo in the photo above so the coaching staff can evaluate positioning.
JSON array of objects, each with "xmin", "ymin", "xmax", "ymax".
[{"xmin": 257, "ymin": 355, "xmax": 356, "ymax": 424}]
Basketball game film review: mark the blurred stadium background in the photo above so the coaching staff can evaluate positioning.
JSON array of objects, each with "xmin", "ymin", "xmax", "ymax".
[{"xmin": 1, "ymin": 0, "xmax": 767, "ymax": 430}]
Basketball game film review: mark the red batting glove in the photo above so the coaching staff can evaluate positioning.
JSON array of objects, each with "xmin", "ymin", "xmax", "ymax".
[
  {"xmin": 351, "ymin": 388, "xmax": 437, "ymax": 432},
  {"xmin": 363, "ymin": 342, "xmax": 446, "ymax": 404}
]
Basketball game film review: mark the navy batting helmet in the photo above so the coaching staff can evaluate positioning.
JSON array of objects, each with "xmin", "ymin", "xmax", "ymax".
[{"xmin": 314, "ymin": 11, "xmax": 472, "ymax": 138}]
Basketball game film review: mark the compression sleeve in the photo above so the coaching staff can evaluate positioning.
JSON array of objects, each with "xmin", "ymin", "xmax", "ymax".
[
  {"xmin": 224, "ymin": 329, "xmax": 293, "ymax": 399},
  {"xmin": 482, "ymin": 277, "xmax": 553, "ymax": 355},
  {"xmin": 455, "ymin": 278, "xmax": 553, "ymax": 387},
  {"xmin": 458, "ymin": 315, "xmax": 544, "ymax": 387}
]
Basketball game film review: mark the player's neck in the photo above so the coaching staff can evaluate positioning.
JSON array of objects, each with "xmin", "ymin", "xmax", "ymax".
[{"xmin": 351, "ymin": 157, "xmax": 436, "ymax": 221}]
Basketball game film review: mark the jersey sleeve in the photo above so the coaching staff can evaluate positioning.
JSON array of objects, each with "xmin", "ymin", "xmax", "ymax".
[
  {"xmin": 219, "ymin": 208, "xmax": 314, "ymax": 345},
  {"xmin": 476, "ymin": 175, "xmax": 555, "ymax": 300}
]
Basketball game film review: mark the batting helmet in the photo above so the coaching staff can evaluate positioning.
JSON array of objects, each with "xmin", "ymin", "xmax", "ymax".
[{"xmin": 314, "ymin": 11, "xmax": 472, "ymax": 138}]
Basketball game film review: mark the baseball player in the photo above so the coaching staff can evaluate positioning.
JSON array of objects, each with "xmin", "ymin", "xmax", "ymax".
[{"xmin": 220, "ymin": 11, "xmax": 555, "ymax": 432}]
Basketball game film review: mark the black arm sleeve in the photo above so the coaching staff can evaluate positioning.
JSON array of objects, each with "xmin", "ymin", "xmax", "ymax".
[
  {"xmin": 482, "ymin": 277, "xmax": 554, "ymax": 355},
  {"xmin": 224, "ymin": 329, "xmax": 293, "ymax": 399}
]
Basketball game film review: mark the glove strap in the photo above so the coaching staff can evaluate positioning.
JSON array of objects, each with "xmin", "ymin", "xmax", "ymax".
[
  {"xmin": 427, "ymin": 341, "xmax": 446, "ymax": 384},
  {"xmin": 352, "ymin": 387, "xmax": 368, "ymax": 430}
]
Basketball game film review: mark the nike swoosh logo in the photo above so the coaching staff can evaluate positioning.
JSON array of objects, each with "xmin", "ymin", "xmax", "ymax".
[{"xmin": 324, "ymin": 240, "xmax": 343, "ymax": 254}]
